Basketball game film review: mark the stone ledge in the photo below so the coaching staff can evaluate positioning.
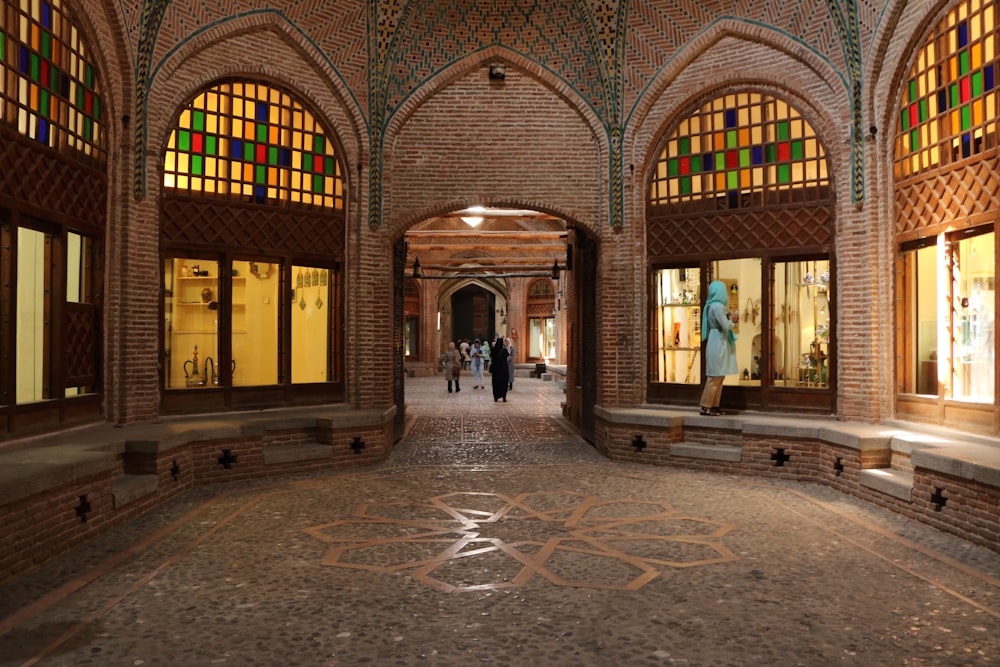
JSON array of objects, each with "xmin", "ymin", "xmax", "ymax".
[
  {"xmin": 607, "ymin": 407, "xmax": 892, "ymax": 453},
  {"xmin": 112, "ymin": 474, "xmax": 159, "ymax": 508},
  {"xmin": 263, "ymin": 443, "xmax": 332, "ymax": 465},
  {"xmin": 0, "ymin": 444, "xmax": 118, "ymax": 506},
  {"xmin": 859, "ymin": 469, "xmax": 914, "ymax": 501},
  {"xmin": 594, "ymin": 406, "xmax": 686, "ymax": 428},
  {"xmin": 0, "ymin": 404, "xmax": 394, "ymax": 508},
  {"xmin": 670, "ymin": 443, "xmax": 742, "ymax": 462},
  {"xmin": 912, "ymin": 443, "xmax": 1000, "ymax": 487},
  {"xmin": 741, "ymin": 419, "xmax": 891, "ymax": 451},
  {"xmin": 316, "ymin": 406, "xmax": 396, "ymax": 431},
  {"xmin": 598, "ymin": 406, "xmax": 1000, "ymax": 488}
]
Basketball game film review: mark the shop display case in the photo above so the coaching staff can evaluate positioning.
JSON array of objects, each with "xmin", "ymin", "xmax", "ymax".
[{"xmin": 652, "ymin": 267, "xmax": 701, "ymax": 385}]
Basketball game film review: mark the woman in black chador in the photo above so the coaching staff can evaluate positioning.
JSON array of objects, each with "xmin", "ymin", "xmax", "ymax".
[{"xmin": 490, "ymin": 336, "xmax": 509, "ymax": 402}]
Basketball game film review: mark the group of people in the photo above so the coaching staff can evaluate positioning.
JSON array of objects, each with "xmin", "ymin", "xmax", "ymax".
[
  {"xmin": 440, "ymin": 280, "xmax": 735, "ymax": 414},
  {"xmin": 443, "ymin": 336, "xmax": 515, "ymax": 402}
]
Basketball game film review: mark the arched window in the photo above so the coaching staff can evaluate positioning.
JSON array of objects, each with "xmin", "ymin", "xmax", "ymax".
[
  {"xmin": 160, "ymin": 80, "xmax": 345, "ymax": 411},
  {"xmin": 895, "ymin": 0, "xmax": 998, "ymax": 180},
  {"xmin": 0, "ymin": 0, "xmax": 106, "ymax": 441},
  {"xmin": 0, "ymin": 0, "xmax": 106, "ymax": 161},
  {"xmin": 649, "ymin": 92, "xmax": 827, "ymax": 210},
  {"xmin": 647, "ymin": 92, "xmax": 834, "ymax": 413},
  {"xmin": 895, "ymin": 0, "xmax": 998, "ymax": 429},
  {"xmin": 163, "ymin": 80, "xmax": 343, "ymax": 209}
]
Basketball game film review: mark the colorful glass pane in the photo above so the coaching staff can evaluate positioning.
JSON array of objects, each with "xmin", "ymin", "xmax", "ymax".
[
  {"xmin": 650, "ymin": 92, "xmax": 827, "ymax": 207},
  {"xmin": 896, "ymin": 0, "xmax": 998, "ymax": 178},
  {"xmin": 0, "ymin": 0, "xmax": 105, "ymax": 159},
  {"xmin": 163, "ymin": 80, "xmax": 343, "ymax": 209}
]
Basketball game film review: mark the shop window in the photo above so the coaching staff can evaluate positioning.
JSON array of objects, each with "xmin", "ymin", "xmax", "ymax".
[
  {"xmin": 291, "ymin": 264, "xmax": 333, "ymax": 384},
  {"xmin": 651, "ymin": 267, "xmax": 701, "ymax": 384},
  {"xmin": 12, "ymin": 225, "xmax": 97, "ymax": 403},
  {"xmin": 900, "ymin": 239, "xmax": 940, "ymax": 395},
  {"xmin": 16, "ymin": 227, "xmax": 52, "ymax": 402},
  {"xmin": 895, "ymin": 0, "xmax": 999, "ymax": 180},
  {"xmin": 164, "ymin": 258, "xmax": 338, "ymax": 390},
  {"xmin": 526, "ymin": 279, "xmax": 556, "ymax": 360},
  {"xmin": 901, "ymin": 229, "xmax": 995, "ymax": 403},
  {"xmin": 64, "ymin": 231, "xmax": 97, "ymax": 396},
  {"xmin": 160, "ymin": 79, "xmax": 345, "ymax": 406},
  {"xmin": 0, "ymin": 0, "xmax": 106, "ymax": 160},
  {"xmin": 711, "ymin": 259, "xmax": 761, "ymax": 386},
  {"xmin": 651, "ymin": 258, "xmax": 832, "ymax": 390},
  {"xmin": 647, "ymin": 88, "xmax": 833, "ymax": 411},
  {"xmin": 164, "ymin": 258, "xmax": 222, "ymax": 389},
  {"xmin": 528, "ymin": 317, "xmax": 555, "ymax": 360},
  {"xmin": 773, "ymin": 259, "xmax": 832, "ymax": 389},
  {"xmin": 163, "ymin": 81, "xmax": 343, "ymax": 209},
  {"xmin": 951, "ymin": 229, "xmax": 995, "ymax": 402}
]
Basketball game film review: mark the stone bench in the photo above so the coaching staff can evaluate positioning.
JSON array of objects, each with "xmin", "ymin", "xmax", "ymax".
[
  {"xmin": 594, "ymin": 406, "xmax": 1000, "ymax": 553},
  {"xmin": 0, "ymin": 404, "xmax": 396, "ymax": 584}
]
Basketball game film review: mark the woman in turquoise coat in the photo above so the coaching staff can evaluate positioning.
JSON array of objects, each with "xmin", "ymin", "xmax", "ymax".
[{"xmin": 700, "ymin": 280, "xmax": 738, "ymax": 415}]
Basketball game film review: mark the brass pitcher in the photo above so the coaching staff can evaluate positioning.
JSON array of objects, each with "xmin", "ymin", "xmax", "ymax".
[
  {"xmin": 183, "ymin": 345, "xmax": 206, "ymax": 387},
  {"xmin": 205, "ymin": 357, "xmax": 237, "ymax": 386}
]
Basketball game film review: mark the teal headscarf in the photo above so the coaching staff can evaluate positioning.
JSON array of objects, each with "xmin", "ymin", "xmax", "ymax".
[{"xmin": 701, "ymin": 280, "xmax": 729, "ymax": 333}]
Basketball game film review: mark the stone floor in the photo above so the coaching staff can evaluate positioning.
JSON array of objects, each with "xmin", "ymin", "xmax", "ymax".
[{"xmin": 0, "ymin": 376, "xmax": 997, "ymax": 666}]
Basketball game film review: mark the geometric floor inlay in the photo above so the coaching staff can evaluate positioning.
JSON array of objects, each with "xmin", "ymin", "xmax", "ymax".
[{"xmin": 304, "ymin": 490, "xmax": 739, "ymax": 592}]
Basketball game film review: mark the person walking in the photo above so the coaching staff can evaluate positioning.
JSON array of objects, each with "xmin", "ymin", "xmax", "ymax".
[
  {"xmin": 443, "ymin": 341, "xmax": 462, "ymax": 393},
  {"xmin": 459, "ymin": 339, "xmax": 471, "ymax": 370},
  {"xmin": 470, "ymin": 339, "xmax": 485, "ymax": 389},
  {"xmin": 505, "ymin": 337, "xmax": 516, "ymax": 391},
  {"xmin": 699, "ymin": 280, "xmax": 738, "ymax": 415},
  {"xmin": 490, "ymin": 336, "xmax": 509, "ymax": 402}
]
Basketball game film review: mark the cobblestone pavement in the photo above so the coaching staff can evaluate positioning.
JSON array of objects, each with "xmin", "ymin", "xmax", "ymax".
[{"xmin": 0, "ymin": 376, "xmax": 997, "ymax": 666}]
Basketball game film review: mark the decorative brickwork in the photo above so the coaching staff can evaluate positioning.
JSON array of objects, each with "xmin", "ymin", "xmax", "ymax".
[{"xmin": 595, "ymin": 413, "xmax": 999, "ymax": 553}]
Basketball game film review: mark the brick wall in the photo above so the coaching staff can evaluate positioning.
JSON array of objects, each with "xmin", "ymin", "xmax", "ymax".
[
  {"xmin": 0, "ymin": 421, "xmax": 394, "ymax": 584},
  {"xmin": 0, "ymin": 472, "xmax": 114, "ymax": 581},
  {"xmin": 596, "ymin": 417, "xmax": 998, "ymax": 553}
]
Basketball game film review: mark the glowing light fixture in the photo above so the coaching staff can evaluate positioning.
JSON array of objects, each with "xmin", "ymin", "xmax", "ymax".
[{"xmin": 460, "ymin": 206, "xmax": 486, "ymax": 227}]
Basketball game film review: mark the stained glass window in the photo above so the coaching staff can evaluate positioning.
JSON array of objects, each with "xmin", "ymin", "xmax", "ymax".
[
  {"xmin": 649, "ymin": 93, "xmax": 828, "ymax": 208},
  {"xmin": 0, "ymin": 0, "xmax": 106, "ymax": 161},
  {"xmin": 163, "ymin": 81, "xmax": 344, "ymax": 209},
  {"xmin": 895, "ymin": 0, "xmax": 999, "ymax": 179}
]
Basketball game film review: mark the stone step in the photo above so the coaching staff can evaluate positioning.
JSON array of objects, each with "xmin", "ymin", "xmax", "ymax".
[
  {"xmin": 669, "ymin": 442, "xmax": 742, "ymax": 462},
  {"xmin": 111, "ymin": 474, "xmax": 158, "ymax": 508},
  {"xmin": 859, "ymin": 468, "xmax": 913, "ymax": 501},
  {"xmin": 263, "ymin": 442, "xmax": 332, "ymax": 465}
]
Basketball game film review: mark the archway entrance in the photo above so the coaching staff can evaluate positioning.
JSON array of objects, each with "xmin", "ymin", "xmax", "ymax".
[{"xmin": 393, "ymin": 206, "xmax": 597, "ymax": 442}]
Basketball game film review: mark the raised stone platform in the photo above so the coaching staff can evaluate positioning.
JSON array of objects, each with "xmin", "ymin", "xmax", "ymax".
[
  {"xmin": 594, "ymin": 405, "xmax": 1000, "ymax": 553},
  {"xmin": 0, "ymin": 404, "xmax": 396, "ymax": 584}
]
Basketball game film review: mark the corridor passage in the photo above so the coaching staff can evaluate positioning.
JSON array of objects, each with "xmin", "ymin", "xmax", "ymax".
[{"xmin": 0, "ymin": 376, "xmax": 997, "ymax": 666}]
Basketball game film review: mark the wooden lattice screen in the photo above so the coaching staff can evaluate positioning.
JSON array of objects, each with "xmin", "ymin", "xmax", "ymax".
[
  {"xmin": 647, "ymin": 201, "xmax": 833, "ymax": 260},
  {"xmin": 894, "ymin": 153, "xmax": 1000, "ymax": 239},
  {"xmin": 63, "ymin": 302, "xmax": 98, "ymax": 387},
  {"xmin": 0, "ymin": 128, "xmax": 107, "ymax": 228},
  {"xmin": 161, "ymin": 195, "xmax": 345, "ymax": 256}
]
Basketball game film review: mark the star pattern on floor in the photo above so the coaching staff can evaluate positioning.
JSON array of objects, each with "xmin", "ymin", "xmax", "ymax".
[{"xmin": 304, "ymin": 490, "xmax": 739, "ymax": 592}]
